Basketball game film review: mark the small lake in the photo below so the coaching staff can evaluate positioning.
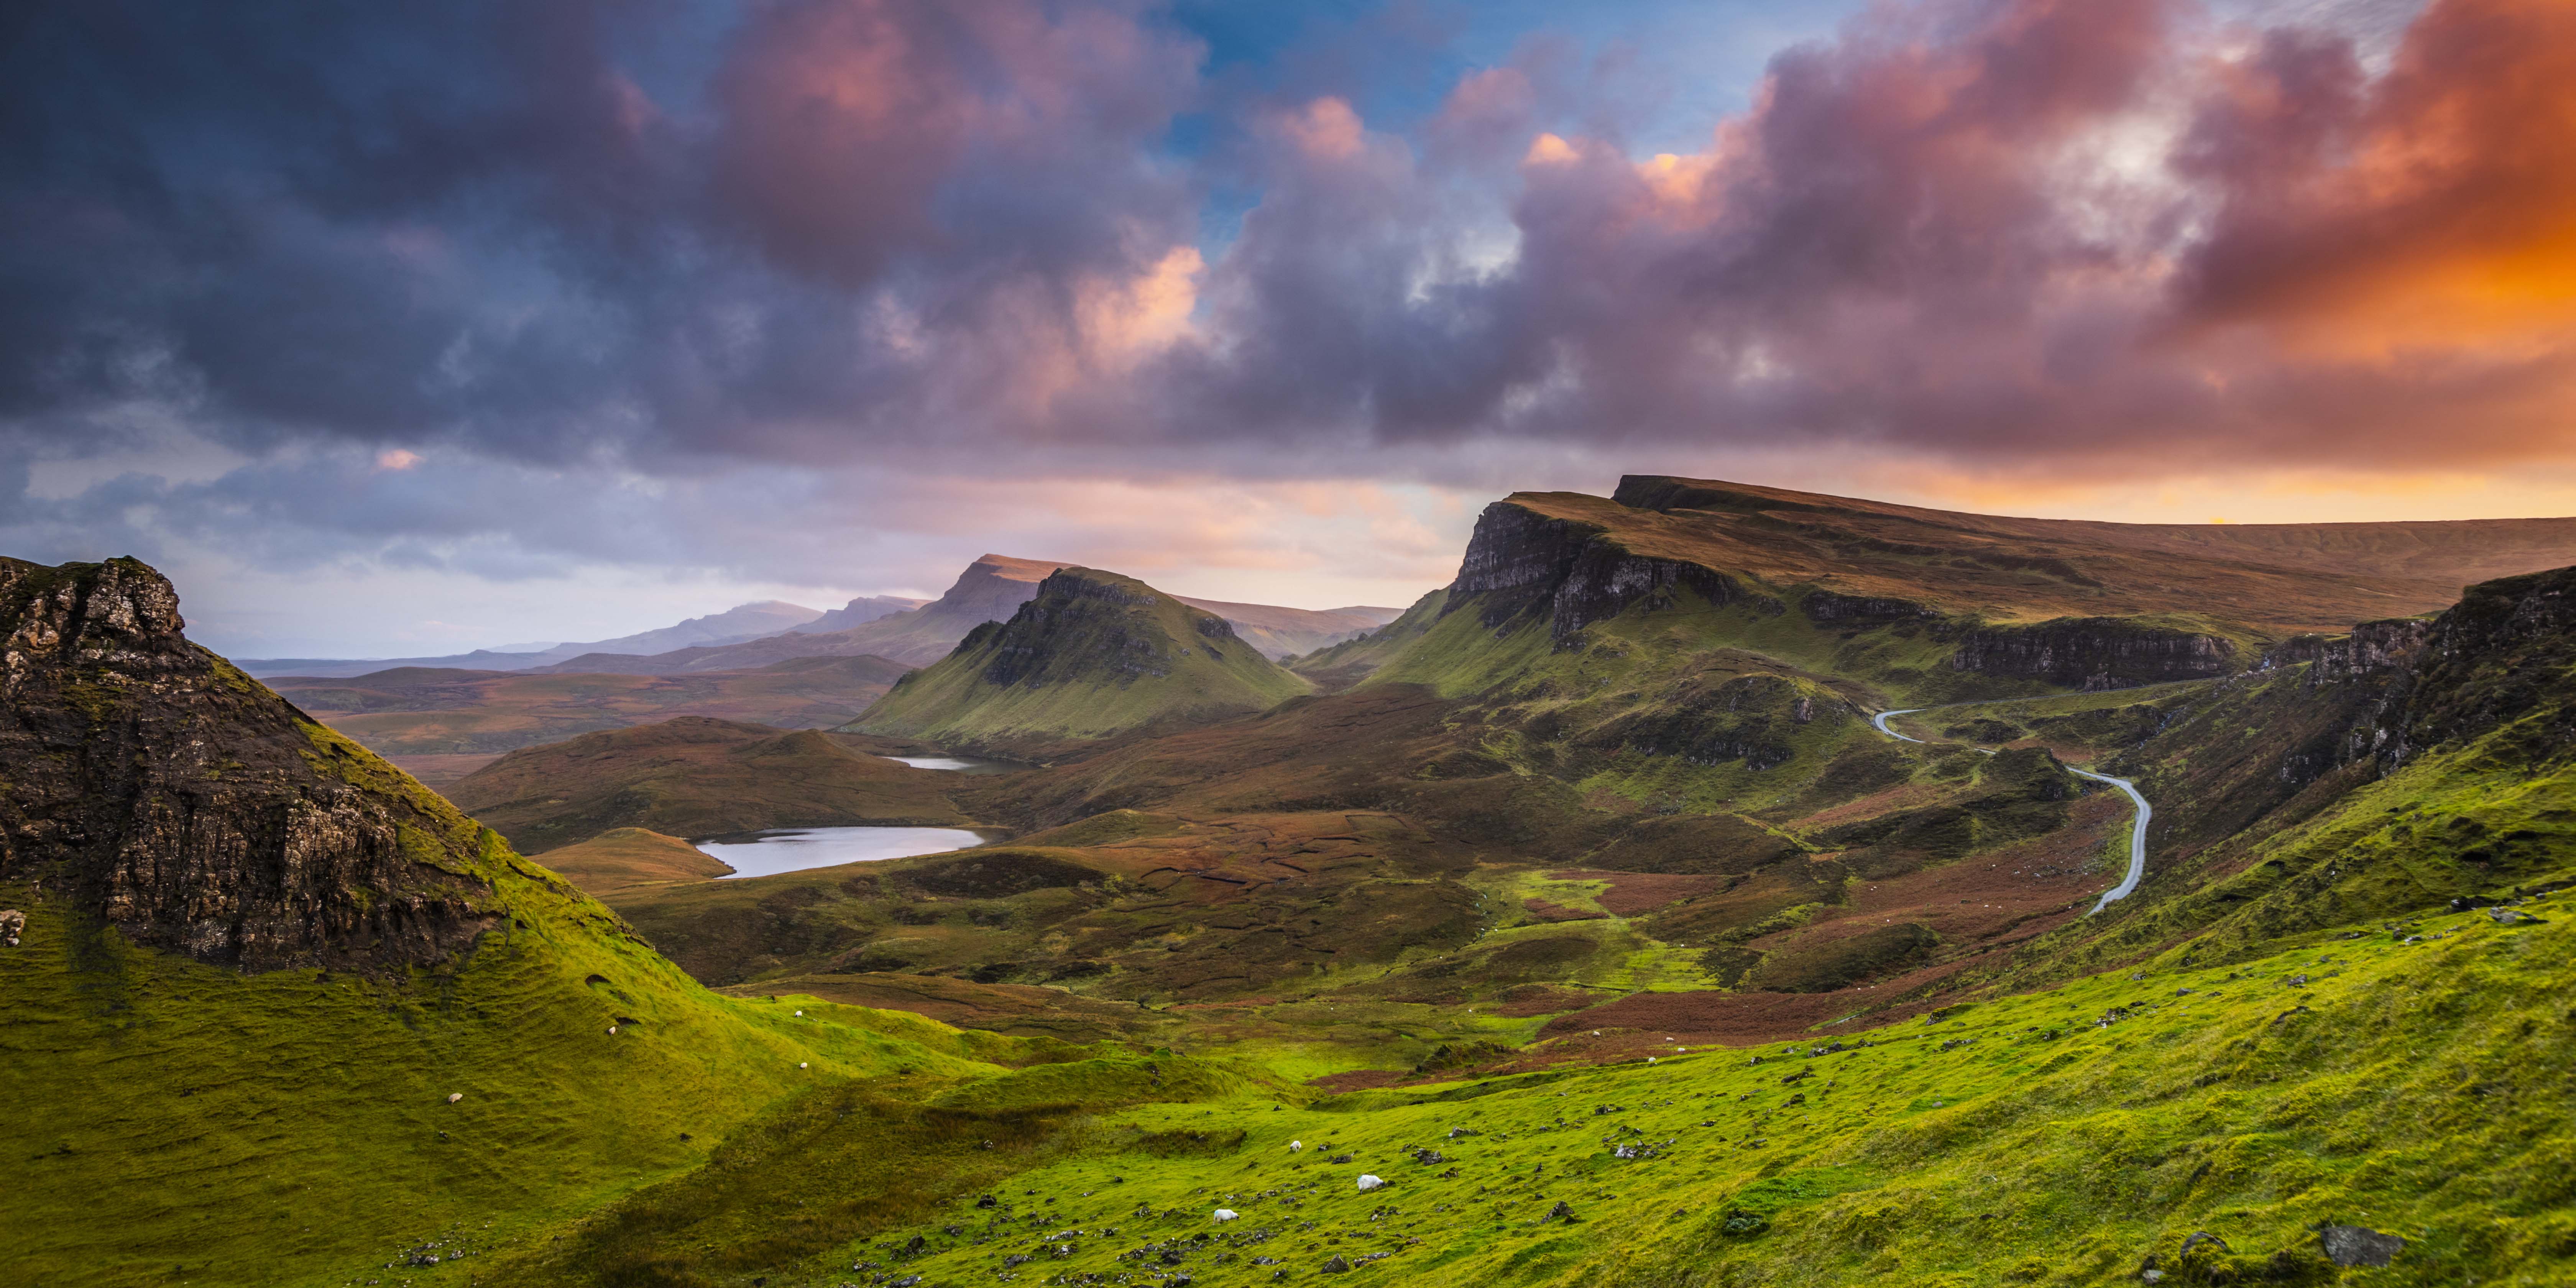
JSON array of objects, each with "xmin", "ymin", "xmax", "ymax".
[
  {"xmin": 697, "ymin": 826, "xmax": 990, "ymax": 879},
  {"xmin": 886, "ymin": 754, "xmax": 1022, "ymax": 774}
]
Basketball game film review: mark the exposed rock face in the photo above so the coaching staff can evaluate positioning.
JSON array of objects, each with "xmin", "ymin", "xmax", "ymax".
[
  {"xmin": 1449, "ymin": 501, "xmax": 1745, "ymax": 646},
  {"xmin": 1949, "ymin": 618, "xmax": 2236, "ymax": 689},
  {"xmin": 2391, "ymin": 565, "xmax": 2576, "ymax": 762},
  {"xmin": 2273, "ymin": 618, "xmax": 2434, "ymax": 684},
  {"xmin": 2270, "ymin": 569, "xmax": 2571, "ymax": 784},
  {"xmin": 1802, "ymin": 591, "xmax": 1937, "ymax": 624},
  {"xmin": 0, "ymin": 557, "xmax": 498, "ymax": 971}
]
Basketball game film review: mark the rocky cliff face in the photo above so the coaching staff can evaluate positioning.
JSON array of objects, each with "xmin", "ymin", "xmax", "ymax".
[
  {"xmin": 1949, "ymin": 618, "xmax": 2237, "ymax": 690},
  {"xmin": 2379, "ymin": 566, "xmax": 2576, "ymax": 768},
  {"xmin": 1449, "ymin": 500, "xmax": 1749, "ymax": 646},
  {"xmin": 0, "ymin": 557, "xmax": 497, "ymax": 971}
]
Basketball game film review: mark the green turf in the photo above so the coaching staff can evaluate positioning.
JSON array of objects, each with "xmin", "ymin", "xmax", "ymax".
[{"xmin": 779, "ymin": 897, "xmax": 2576, "ymax": 1287}]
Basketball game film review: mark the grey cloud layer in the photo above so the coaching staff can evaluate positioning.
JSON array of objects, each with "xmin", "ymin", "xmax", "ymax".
[{"xmin": 6, "ymin": 0, "xmax": 2574, "ymax": 555}]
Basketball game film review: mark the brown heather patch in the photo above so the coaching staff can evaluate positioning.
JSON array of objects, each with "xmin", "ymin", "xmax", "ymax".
[{"xmin": 1547, "ymin": 868, "xmax": 1728, "ymax": 916}]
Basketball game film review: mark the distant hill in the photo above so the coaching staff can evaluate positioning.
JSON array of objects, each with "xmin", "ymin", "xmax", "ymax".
[
  {"xmin": 1167, "ymin": 596, "xmax": 1400, "ymax": 657},
  {"xmin": 446, "ymin": 716, "xmax": 972, "ymax": 853},
  {"xmin": 267, "ymin": 652, "xmax": 914, "ymax": 783},
  {"xmin": 789, "ymin": 593, "xmax": 929, "ymax": 633},
  {"xmin": 250, "ymin": 557, "xmax": 1405, "ymax": 681},
  {"xmin": 237, "ymin": 599, "xmax": 826, "ymax": 677},
  {"xmin": 853, "ymin": 567, "xmax": 1313, "ymax": 757}
]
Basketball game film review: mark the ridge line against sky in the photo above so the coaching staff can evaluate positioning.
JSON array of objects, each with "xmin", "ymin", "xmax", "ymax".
[{"xmin": 6, "ymin": 0, "xmax": 2573, "ymax": 656}]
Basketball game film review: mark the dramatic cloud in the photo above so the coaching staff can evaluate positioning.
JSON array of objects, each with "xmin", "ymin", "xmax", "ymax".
[{"xmin": 3, "ymin": 0, "xmax": 2572, "ymax": 651}]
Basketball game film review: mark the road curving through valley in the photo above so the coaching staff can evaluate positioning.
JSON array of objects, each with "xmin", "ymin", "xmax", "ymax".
[{"xmin": 1871, "ymin": 700, "xmax": 2151, "ymax": 915}]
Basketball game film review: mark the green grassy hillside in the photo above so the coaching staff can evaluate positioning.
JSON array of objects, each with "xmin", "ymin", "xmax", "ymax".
[
  {"xmin": 804, "ymin": 894, "xmax": 2575, "ymax": 1288},
  {"xmin": 855, "ymin": 567, "xmax": 1313, "ymax": 757}
]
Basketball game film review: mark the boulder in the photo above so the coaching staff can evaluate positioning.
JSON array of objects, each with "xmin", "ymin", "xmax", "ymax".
[
  {"xmin": 0, "ymin": 908, "xmax": 21, "ymax": 948},
  {"xmin": 1321, "ymin": 1254, "xmax": 1351, "ymax": 1273},
  {"xmin": 2317, "ymin": 1224, "xmax": 2405, "ymax": 1268}
]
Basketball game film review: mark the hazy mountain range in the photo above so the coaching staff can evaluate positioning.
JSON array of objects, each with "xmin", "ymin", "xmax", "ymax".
[{"xmin": 238, "ymin": 555, "xmax": 1397, "ymax": 678}]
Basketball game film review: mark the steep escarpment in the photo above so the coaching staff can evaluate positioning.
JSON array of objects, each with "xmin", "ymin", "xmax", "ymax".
[
  {"xmin": 1948, "ymin": 616, "xmax": 2241, "ymax": 689},
  {"xmin": 1447, "ymin": 496, "xmax": 1751, "ymax": 645},
  {"xmin": 0, "ymin": 556, "xmax": 498, "ymax": 971},
  {"xmin": 853, "ymin": 568, "xmax": 1312, "ymax": 756}
]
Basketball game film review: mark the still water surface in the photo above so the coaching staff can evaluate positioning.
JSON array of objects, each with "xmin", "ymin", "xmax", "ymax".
[
  {"xmin": 887, "ymin": 754, "xmax": 1019, "ymax": 774},
  {"xmin": 697, "ymin": 826, "xmax": 989, "ymax": 879}
]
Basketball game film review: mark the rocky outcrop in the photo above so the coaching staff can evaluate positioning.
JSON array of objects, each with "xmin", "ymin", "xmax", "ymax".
[
  {"xmin": 0, "ymin": 556, "xmax": 498, "ymax": 971},
  {"xmin": 2261, "ymin": 618, "xmax": 2431, "ymax": 682},
  {"xmin": 1949, "ymin": 618, "xmax": 2236, "ymax": 690},
  {"xmin": 1448, "ymin": 501, "xmax": 1746, "ymax": 646},
  {"xmin": 1802, "ymin": 590, "xmax": 1937, "ymax": 624},
  {"xmin": 2376, "ymin": 565, "xmax": 2576, "ymax": 767}
]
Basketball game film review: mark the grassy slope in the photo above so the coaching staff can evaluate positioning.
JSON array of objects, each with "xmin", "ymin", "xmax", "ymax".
[
  {"xmin": 446, "ymin": 716, "xmax": 970, "ymax": 853},
  {"xmin": 1603, "ymin": 475, "xmax": 2576, "ymax": 631},
  {"xmin": 857, "ymin": 568, "xmax": 1312, "ymax": 753},
  {"xmin": 539, "ymin": 826, "xmax": 736, "ymax": 895},
  {"xmin": 645, "ymin": 894, "xmax": 2576, "ymax": 1288},
  {"xmin": 0, "ymin": 718, "xmax": 1009, "ymax": 1288}
]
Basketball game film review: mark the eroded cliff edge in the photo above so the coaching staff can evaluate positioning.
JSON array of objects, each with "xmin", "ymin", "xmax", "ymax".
[{"xmin": 0, "ymin": 556, "xmax": 498, "ymax": 971}]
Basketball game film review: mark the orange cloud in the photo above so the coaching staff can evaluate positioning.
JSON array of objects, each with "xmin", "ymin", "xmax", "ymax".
[{"xmin": 2179, "ymin": 0, "xmax": 2576, "ymax": 353}]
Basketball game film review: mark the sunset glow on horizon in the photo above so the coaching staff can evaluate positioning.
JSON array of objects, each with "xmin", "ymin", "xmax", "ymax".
[{"xmin": 6, "ymin": 0, "xmax": 2574, "ymax": 653}]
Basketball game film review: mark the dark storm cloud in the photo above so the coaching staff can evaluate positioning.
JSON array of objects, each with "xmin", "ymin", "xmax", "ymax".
[{"xmin": 5, "ymin": 0, "xmax": 2575, "ymax": 529}]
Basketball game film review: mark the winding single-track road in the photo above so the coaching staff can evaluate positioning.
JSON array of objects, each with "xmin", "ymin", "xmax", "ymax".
[{"xmin": 1872, "ymin": 703, "xmax": 2151, "ymax": 915}]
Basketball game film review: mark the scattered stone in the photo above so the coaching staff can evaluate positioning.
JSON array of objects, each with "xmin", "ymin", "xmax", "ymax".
[
  {"xmin": 1545, "ymin": 1201, "xmax": 1576, "ymax": 1223},
  {"xmin": 1412, "ymin": 1149, "xmax": 1444, "ymax": 1165},
  {"xmin": 2486, "ymin": 907, "xmax": 2545, "ymax": 926},
  {"xmin": 1355, "ymin": 1175, "xmax": 1385, "ymax": 1192},
  {"xmin": 0, "ymin": 909, "xmax": 23, "ymax": 948},
  {"xmin": 1446, "ymin": 1128, "xmax": 1480, "ymax": 1139},
  {"xmin": 2317, "ymin": 1224, "xmax": 2406, "ymax": 1268},
  {"xmin": 1320, "ymin": 1254, "xmax": 1351, "ymax": 1273},
  {"xmin": 1327, "ymin": 1153, "xmax": 1353, "ymax": 1164}
]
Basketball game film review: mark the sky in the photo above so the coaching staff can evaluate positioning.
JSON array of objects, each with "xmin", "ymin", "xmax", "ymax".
[{"xmin": 7, "ymin": 0, "xmax": 2574, "ymax": 657}]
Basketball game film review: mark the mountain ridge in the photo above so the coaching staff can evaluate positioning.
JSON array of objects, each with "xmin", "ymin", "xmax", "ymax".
[{"xmin": 852, "ymin": 566, "xmax": 1314, "ymax": 757}]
